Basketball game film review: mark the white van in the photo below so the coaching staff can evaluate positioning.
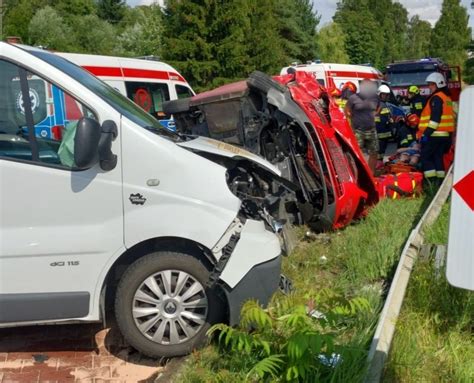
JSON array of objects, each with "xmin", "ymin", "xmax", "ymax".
[
  {"xmin": 57, "ymin": 52, "xmax": 194, "ymax": 131},
  {"xmin": 281, "ymin": 62, "xmax": 383, "ymax": 91},
  {"xmin": 0, "ymin": 42, "xmax": 286, "ymax": 357}
]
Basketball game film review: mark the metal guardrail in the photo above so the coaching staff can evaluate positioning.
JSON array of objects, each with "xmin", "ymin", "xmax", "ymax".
[{"xmin": 365, "ymin": 168, "xmax": 453, "ymax": 383}]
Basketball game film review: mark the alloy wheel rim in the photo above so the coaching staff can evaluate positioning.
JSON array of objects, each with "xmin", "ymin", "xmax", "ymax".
[{"xmin": 132, "ymin": 269, "xmax": 208, "ymax": 345}]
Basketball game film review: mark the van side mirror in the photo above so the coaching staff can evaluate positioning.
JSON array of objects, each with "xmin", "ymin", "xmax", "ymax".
[
  {"xmin": 74, "ymin": 117, "xmax": 101, "ymax": 169},
  {"xmin": 98, "ymin": 120, "xmax": 118, "ymax": 171}
]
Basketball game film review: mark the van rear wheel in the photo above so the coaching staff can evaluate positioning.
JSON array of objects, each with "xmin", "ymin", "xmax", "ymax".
[{"xmin": 115, "ymin": 251, "xmax": 224, "ymax": 357}]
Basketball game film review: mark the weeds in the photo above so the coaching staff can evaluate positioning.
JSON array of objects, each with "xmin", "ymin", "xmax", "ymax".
[
  {"xmin": 384, "ymin": 203, "xmax": 474, "ymax": 383},
  {"xmin": 180, "ymin": 197, "xmax": 426, "ymax": 382}
]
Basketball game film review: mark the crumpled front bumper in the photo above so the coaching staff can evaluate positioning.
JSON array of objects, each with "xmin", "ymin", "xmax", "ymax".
[{"xmin": 217, "ymin": 219, "xmax": 282, "ymax": 326}]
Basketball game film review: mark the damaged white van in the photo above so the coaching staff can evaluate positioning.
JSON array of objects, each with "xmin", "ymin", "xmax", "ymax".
[{"xmin": 0, "ymin": 42, "xmax": 288, "ymax": 357}]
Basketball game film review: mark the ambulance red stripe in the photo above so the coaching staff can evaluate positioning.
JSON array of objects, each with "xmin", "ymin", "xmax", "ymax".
[
  {"xmin": 327, "ymin": 71, "xmax": 381, "ymax": 79},
  {"xmin": 82, "ymin": 65, "xmax": 186, "ymax": 83}
]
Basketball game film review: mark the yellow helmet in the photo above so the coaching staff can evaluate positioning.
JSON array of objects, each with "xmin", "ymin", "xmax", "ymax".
[{"xmin": 408, "ymin": 85, "xmax": 420, "ymax": 94}]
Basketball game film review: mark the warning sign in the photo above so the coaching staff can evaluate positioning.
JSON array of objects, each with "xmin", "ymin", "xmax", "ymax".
[{"xmin": 447, "ymin": 87, "xmax": 474, "ymax": 291}]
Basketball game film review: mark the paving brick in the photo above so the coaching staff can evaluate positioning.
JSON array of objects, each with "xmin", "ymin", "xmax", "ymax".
[
  {"xmin": 37, "ymin": 366, "xmax": 75, "ymax": 382},
  {"xmin": 1, "ymin": 370, "xmax": 40, "ymax": 383}
]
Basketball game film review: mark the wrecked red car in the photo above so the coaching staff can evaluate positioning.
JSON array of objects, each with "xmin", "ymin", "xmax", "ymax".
[{"xmin": 164, "ymin": 71, "xmax": 378, "ymax": 231}]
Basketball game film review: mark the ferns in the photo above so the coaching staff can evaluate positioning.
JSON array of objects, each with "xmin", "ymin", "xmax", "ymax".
[{"xmin": 207, "ymin": 295, "xmax": 371, "ymax": 382}]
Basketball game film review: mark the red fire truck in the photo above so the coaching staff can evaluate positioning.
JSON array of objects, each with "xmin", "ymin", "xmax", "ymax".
[{"xmin": 386, "ymin": 58, "xmax": 461, "ymax": 101}]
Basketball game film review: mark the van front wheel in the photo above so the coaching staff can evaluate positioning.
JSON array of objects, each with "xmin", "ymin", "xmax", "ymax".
[{"xmin": 115, "ymin": 252, "xmax": 224, "ymax": 357}]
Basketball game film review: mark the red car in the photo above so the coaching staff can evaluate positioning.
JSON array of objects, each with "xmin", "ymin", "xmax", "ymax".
[{"xmin": 165, "ymin": 71, "xmax": 378, "ymax": 231}]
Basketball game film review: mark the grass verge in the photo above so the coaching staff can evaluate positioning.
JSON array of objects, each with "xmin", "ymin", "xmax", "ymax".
[
  {"xmin": 384, "ymin": 203, "xmax": 474, "ymax": 383},
  {"xmin": 175, "ymin": 197, "xmax": 428, "ymax": 383}
]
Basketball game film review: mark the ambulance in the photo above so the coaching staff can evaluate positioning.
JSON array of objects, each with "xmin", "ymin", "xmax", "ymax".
[
  {"xmin": 56, "ymin": 53, "xmax": 195, "ymax": 131},
  {"xmin": 280, "ymin": 61, "xmax": 383, "ymax": 91}
]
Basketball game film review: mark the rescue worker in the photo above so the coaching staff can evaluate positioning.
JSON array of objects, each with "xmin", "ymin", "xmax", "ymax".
[
  {"xmin": 397, "ymin": 113, "xmax": 418, "ymax": 148},
  {"xmin": 418, "ymin": 72, "xmax": 455, "ymax": 185},
  {"xmin": 407, "ymin": 85, "xmax": 426, "ymax": 117},
  {"xmin": 330, "ymin": 88, "xmax": 344, "ymax": 110},
  {"xmin": 345, "ymin": 79, "xmax": 379, "ymax": 174},
  {"xmin": 375, "ymin": 84, "xmax": 393, "ymax": 161},
  {"xmin": 339, "ymin": 81, "xmax": 357, "ymax": 110}
]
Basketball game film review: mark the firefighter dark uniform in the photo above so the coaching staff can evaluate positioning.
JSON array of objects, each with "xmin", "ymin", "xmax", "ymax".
[
  {"xmin": 397, "ymin": 114, "xmax": 418, "ymax": 148},
  {"xmin": 397, "ymin": 124, "xmax": 416, "ymax": 148},
  {"xmin": 375, "ymin": 101, "xmax": 392, "ymax": 159},
  {"xmin": 407, "ymin": 85, "xmax": 426, "ymax": 117},
  {"xmin": 409, "ymin": 93, "xmax": 426, "ymax": 117},
  {"xmin": 418, "ymin": 90, "xmax": 455, "ymax": 180}
]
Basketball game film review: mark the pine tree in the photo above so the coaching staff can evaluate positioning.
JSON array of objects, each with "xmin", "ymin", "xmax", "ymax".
[
  {"xmin": 162, "ymin": 0, "xmax": 221, "ymax": 90},
  {"xmin": 430, "ymin": 0, "xmax": 471, "ymax": 67},
  {"xmin": 97, "ymin": 0, "xmax": 126, "ymax": 24}
]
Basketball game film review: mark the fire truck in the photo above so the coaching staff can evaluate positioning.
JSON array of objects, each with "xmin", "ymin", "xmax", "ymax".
[{"xmin": 385, "ymin": 58, "xmax": 462, "ymax": 102}]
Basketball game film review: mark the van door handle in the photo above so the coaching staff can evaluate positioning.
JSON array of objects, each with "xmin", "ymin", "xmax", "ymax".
[{"xmin": 147, "ymin": 179, "xmax": 160, "ymax": 187}]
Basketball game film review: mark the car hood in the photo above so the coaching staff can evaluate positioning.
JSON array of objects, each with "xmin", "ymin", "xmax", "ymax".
[{"xmin": 177, "ymin": 136, "xmax": 281, "ymax": 176}]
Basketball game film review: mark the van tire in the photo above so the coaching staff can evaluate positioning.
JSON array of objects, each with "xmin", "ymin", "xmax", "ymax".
[
  {"xmin": 247, "ymin": 71, "xmax": 286, "ymax": 94},
  {"xmin": 162, "ymin": 99, "xmax": 190, "ymax": 115},
  {"xmin": 115, "ymin": 251, "xmax": 224, "ymax": 358}
]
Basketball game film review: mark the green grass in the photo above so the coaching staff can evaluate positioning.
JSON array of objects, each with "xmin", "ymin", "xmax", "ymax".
[
  {"xmin": 384, "ymin": 204, "xmax": 474, "ymax": 383},
  {"xmin": 175, "ymin": 197, "xmax": 428, "ymax": 383}
]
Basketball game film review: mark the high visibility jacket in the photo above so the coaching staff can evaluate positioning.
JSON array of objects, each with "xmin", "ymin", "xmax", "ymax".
[{"xmin": 418, "ymin": 91, "xmax": 455, "ymax": 137}]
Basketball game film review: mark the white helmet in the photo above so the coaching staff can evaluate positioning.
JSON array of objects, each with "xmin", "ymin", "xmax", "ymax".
[
  {"xmin": 377, "ymin": 84, "xmax": 391, "ymax": 95},
  {"xmin": 426, "ymin": 72, "xmax": 447, "ymax": 88}
]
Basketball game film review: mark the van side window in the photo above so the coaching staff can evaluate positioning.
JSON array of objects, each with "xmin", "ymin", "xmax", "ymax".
[
  {"xmin": 176, "ymin": 85, "xmax": 193, "ymax": 99},
  {"xmin": 125, "ymin": 82, "xmax": 170, "ymax": 119},
  {"xmin": 0, "ymin": 59, "xmax": 96, "ymax": 168}
]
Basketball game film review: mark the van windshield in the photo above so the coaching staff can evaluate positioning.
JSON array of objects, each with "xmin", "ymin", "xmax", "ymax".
[{"xmin": 26, "ymin": 47, "xmax": 180, "ymax": 142}]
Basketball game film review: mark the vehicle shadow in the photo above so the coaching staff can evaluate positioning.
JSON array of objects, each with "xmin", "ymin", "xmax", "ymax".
[{"xmin": 0, "ymin": 321, "xmax": 166, "ymax": 382}]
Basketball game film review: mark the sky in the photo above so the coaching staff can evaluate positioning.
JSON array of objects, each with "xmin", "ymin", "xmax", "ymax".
[{"xmin": 126, "ymin": 0, "xmax": 474, "ymax": 29}]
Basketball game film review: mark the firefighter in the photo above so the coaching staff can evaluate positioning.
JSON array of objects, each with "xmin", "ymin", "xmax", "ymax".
[
  {"xmin": 407, "ymin": 85, "xmax": 426, "ymax": 117},
  {"xmin": 330, "ymin": 87, "xmax": 344, "ymax": 111},
  {"xmin": 418, "ymin": 72, "xmax": 455, "ymax": 185},
  {"xmin": 339, "ymin": 81, "xmax": 357, "ymax": 109},
  {"xmin": 375, "ymin": 84, "xmax": 393, "ymax": 161},
  {"xmin": 397, "ymin": 113, "xmax": 418, "ymax": 148}
]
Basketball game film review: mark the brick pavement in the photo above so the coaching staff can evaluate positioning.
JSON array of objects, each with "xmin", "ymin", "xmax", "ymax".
[{"xmin": 0, "ymin": 323, "xmax": 164, "ymax": 383}]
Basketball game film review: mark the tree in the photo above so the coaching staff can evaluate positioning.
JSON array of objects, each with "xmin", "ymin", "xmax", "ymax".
[
  {"xmin": 430, "ymin": 0, "xmax": 471, "ymax": 67},
  {"xmin": 3, "ymin": 0, "xmax": 50, "ymax": 42},
  {"xmin": 72, "ymin": 14, "xmax": 116, "ymax": 54},
  {"xmin": 317, "ymin": 22, "xmax": 349, "ymax": 63},
  {"xmin": 162, "ymin": 0, "xmax": 221, "ymax": 90},
  {"xmin": 334, "ymin": 1, "xmax": 384, "ymax": 66},
  {"xmin": 405, "ymin": 16, "xmax": 432, "ymax": 60},
  {"xmin": 116, "ymin": 5, "xmax": 162, "ymax": 57},
  {"xmin": 28, "ymin": 6, "xmax": 75, "ymax": 51},
  {"xmin": 276, "ymin": 0, "xmax": 320, "ymax": 63},
  {"xmin": 97, "ymin": 0, "xmax": 127, "ymax": 24}
]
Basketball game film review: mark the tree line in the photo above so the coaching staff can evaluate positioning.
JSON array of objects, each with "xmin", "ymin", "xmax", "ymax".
[{"xmin": 1, "ymin": 0, "xmax": 471, "ymax": 90}]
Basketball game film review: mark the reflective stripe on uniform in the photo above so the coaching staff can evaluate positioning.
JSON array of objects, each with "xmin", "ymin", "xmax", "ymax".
[
  {"xmin": 415, "ymin": 102, "xmax": 423, "ymax": 110},
  {"xmin": 431, "ymin": 131, "xmax": 450, "ymax": 137},
  {"xmin": 378, "ymin": 131, "xmax": 392, "ymax": 139},
  {"xmin": 424, "ymin": 169, "xmax": 437, "ymax": 178},
  {"xmin": 436, "ymin": 170, "xmax": 446, "ymax": 178}
]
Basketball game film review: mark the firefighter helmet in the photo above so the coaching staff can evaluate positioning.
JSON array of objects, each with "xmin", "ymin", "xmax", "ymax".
[
  {"xmin": 408, "ymin": 85, "xmax": 420, "ymax": 94},
  {"xmin": 377, "ymin": 84, "xmax": 391, "ymax": 95},
  {"xmin": 426, "ymin": 72, "xmax": 447, "ymax": 88},
  {"xmin": 406, "ymin": 113, "xmax": 420, "ymax": 128},
  {"xmin": 342, "ymin": 81, "xmax": 357, "ymax": 93},
  {"xmin": 330, "ymin": 88, "xmax": 342, "ymax": 97}
]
